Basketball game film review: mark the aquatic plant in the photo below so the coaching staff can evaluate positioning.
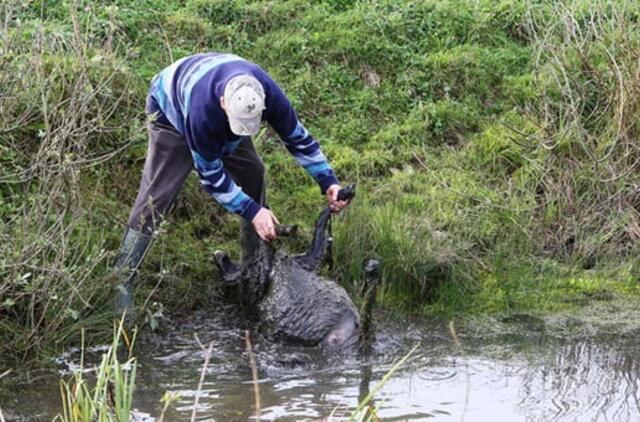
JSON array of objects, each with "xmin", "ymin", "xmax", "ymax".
[
  {"xmin": 54, "ymin": 320, "xmax": 136, "ymax": 422},
  {"xmin": 325, "ymin": 343, "xmax": 419, "ymax": 421}
]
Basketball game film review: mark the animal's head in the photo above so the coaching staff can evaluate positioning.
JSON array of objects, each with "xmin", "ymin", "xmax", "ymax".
[
  {"xmin": 322, "ymin": 259, "xmax": 381, "ymax": 351},
  {"xmin": 321, "ymin": 311, "xmax": 359, "ymax": 350}
]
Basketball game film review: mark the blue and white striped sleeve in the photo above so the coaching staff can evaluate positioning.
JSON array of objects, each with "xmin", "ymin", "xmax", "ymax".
[
  {"xmin": 281, "ymin": 121, "xmax": 338, "ymax": 193},
  {"xmin": 190, "ymin": 150, "xmax": 262, "ymax": 221},
  {"xmin": 262, "ymin": 77, "xmax": 339, "ymax": 193}
]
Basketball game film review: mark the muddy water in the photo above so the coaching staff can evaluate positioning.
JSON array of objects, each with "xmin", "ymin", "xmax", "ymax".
[{"xmin": 3, "ymin": 306, "xmax": 640, "ymax": 421}]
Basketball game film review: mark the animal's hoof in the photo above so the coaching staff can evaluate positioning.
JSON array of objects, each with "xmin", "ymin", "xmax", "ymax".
[
  {"xmin": 364, "ymin": 259, "xmax": 380, "ymax": 275},
  {"xmin": 214, "ymin": 250, "xmax": 241, "ymax": 282},
  {"xmin": 337, "ymin": 184, "xmax": 356, "ymax": 201},
  {"xmin": 275, "ymin": 224, "xmax": 298, "ymax": 236},
  {"xmin": 214, "ymin": 250, "xmax": 227, "ymax": 261}
]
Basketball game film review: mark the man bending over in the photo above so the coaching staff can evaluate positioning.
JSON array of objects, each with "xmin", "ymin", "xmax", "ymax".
[{"xmin": 113, "ymin": 53, "xmax": 349, "ymax": 317}]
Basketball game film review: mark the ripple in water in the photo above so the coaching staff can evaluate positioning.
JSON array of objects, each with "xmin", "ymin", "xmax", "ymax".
[{"xmin": 4, "ymin": 307, "xmax": 640, "ymax": 421}]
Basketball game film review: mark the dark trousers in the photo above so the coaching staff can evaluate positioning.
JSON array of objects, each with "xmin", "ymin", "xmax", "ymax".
[{"xmin": 128, "ymin": 121, "xmax": 265, "ymax": 235}]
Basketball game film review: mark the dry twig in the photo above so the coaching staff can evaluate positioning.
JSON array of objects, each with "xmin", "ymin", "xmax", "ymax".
[{"xmin": 245, "ymin": 330, "xmax": 261, "ymax": 422}]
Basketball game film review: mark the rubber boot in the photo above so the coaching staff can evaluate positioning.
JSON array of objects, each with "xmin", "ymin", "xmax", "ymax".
[{"xmin": 113, "ymin": 228, "xmax": 153, "ymax": 322}]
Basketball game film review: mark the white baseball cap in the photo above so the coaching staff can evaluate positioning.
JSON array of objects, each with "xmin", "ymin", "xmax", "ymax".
[{"xmin": 223, "ymin": 74, "xmax": 266, "ymax": 136}]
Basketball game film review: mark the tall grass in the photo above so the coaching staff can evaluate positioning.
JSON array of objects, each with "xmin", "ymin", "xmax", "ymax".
[
  {"xmin": 335, "ymin": 0, "xmax": 640, "ymax": 314},
  {"xmin": 522, "ymin": 0, "xmax": 640, "ymax": 262},
  {"xmin": 1, "ymin": 0, "xmax": 143, "ymax": 361},
  {"xmin": 333, "ymin": 193, "xmax": 466, "ymax": 312}
]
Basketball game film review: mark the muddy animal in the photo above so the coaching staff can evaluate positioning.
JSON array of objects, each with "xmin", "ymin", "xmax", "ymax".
[{"xmin": 214, "ymin": 186, "xmax": 377, "ymax": 350}]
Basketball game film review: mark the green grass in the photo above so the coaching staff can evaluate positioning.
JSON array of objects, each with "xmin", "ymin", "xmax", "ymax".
[{"xmin": 2, "ymin": 0, "xmax": 640, "ymax": 361}]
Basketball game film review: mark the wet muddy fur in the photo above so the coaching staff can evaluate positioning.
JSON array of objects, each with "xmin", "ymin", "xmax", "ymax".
[
  {"xmin": 214, "ymin": 187, "xmax": 362, "ymax": 349},
  {"xmin": 259, "ymin": 251, "xmax": 359, "ymax": 346}
]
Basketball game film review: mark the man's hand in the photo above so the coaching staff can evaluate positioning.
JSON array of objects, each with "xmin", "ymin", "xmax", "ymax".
[
  {"xmin": 252, "ymin": 207, "xmax": 280, "ymax": 241},
  {"xmin": 326, "ymin": 184, "xmax": 350, "ymax": 213}
]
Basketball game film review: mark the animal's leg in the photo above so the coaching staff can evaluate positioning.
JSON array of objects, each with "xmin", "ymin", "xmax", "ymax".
[
  {"xmin": 214, "ymin": 250, "xmax": 241, "ymax": 282},
  {"xmin": 297, "ymin": 185, "xmax": 356, "ymax": 272},
  {"xmin": 295, "ymin": 208, "xmax": 332, "ymax": 271},
  {"xmin": 240, "ymin": 219, "xmax": 260, "ymax": 267},
  {"xmin": 359, "ymin": 259, "xmax": 381, "ymax": 354},
  {"xmin": 240, "ymin": 239, "xmax": 273, "ymax": 312}
]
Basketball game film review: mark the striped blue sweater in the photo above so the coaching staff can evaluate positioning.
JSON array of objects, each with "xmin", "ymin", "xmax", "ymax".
[{"xmin": 146, "ymin": 53, "xmax": 339, "ymax": 221}]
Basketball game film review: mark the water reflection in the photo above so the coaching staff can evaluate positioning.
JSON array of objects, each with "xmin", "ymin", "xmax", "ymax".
[
  {"xmin": 517, "ymin": 339, "xmax": 640, "ymax": 421},
  {"xmin": 129, "ymin": 311, "xmax": 640, "ymax": 421},
  {"xmin": 3, "ymin": 310, "xmax": 640, "ymax": 421}
]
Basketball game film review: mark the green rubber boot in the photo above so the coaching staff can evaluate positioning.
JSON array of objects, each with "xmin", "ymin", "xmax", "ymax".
[{"xmin": 113, "ymin": 228, "xmax": 152, "ymax": 322}]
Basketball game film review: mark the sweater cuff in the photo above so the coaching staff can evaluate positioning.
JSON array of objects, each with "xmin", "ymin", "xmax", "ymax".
[
  {"xmin": 318, "ymin": 172, "xmax": 339, "ymax": 194},
  {"xmin": 240, "ymin": 200, "xmax": 262, "ymax": 222}
]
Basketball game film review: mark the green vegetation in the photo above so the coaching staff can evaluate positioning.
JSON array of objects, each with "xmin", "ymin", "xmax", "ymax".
[
  {"xmin": 55, "ymin": 321, "xmax": 136, "ymax": 422},
  {"xmin": 345, "ymin": 344, "xmax": 419, "ymax": 422},
  {"xmin": 2, "ymin": 0, "xmax": 640, "ymax": 361}
]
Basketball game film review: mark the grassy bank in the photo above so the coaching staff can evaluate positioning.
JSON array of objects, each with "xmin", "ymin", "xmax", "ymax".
[{"xmin": 2, "ymin": 0, "xmax": 640, "ymax": 361}]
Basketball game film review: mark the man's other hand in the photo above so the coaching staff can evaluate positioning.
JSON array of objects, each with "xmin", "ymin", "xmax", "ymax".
[
  {"xmin": 326, "ymin": 184, "xmax": 350, "ymax": 213},
  {"xmin": 252, "ymin": 208, "xmax": 280, "ymax": 241}
]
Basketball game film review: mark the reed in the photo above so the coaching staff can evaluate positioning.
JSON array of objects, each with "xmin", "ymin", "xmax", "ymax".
[
  {"xmin": 327, "ymin": 344, "xmax": 419, "ymax": 422},
  {"xmin": 245, "ymin": 330, "xmax": 262, "ymax": 422},
  {"xmin": 191, "ymin": 334, "xmax": 214, "ymax": 422},
  {"xmin": 54, "ymin": 320, "xmax": 137, "ymax": 422}
]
